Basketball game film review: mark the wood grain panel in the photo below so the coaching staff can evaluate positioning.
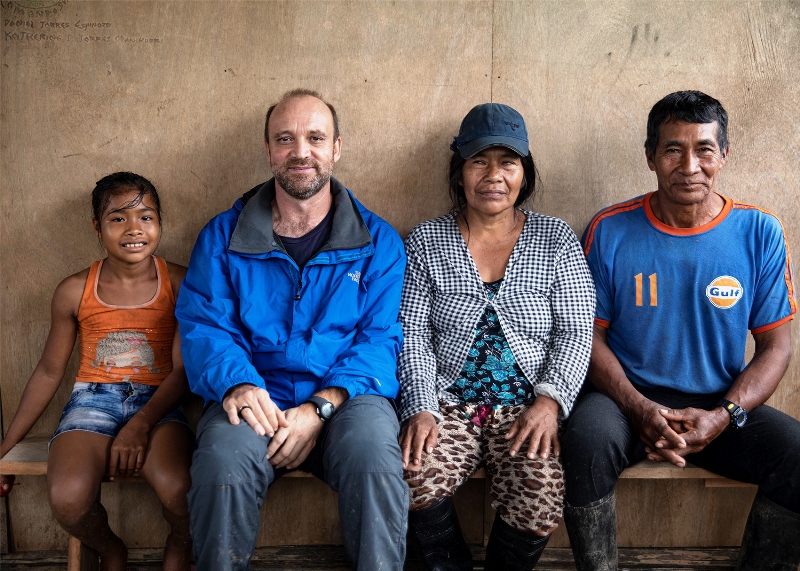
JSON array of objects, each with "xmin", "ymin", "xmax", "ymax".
[
  {"xmin": 1, "ymin": 0, "xmax": 490, "ymax": 550},
  {"xmin": 2, "ymin": 0, "xmax": 797, "ymax": 551},
  {"xmin": 493, "ymin": 0, "xmax": 799, "ymax": 548}
]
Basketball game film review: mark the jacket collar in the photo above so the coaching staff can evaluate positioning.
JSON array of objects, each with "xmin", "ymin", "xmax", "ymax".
[{"xmin": 229, "ymin": 177, "xmax": 372, "ymax": 255}]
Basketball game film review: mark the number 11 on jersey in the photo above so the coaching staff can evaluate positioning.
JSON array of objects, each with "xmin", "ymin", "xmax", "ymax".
[{"xmin": 635, "ymin": 273, "xmax": 657, "ymax": 306}]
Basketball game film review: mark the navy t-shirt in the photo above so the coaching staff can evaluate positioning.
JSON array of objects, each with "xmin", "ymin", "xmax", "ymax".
[{"xmin": 276, "ymin": 205, "xmax": 335, "ymax": 269}]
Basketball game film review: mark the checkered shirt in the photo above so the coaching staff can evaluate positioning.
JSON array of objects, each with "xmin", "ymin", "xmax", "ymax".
[{"xmin": 398, "ymin": 211, "xmax": 596, "ymax": 422}]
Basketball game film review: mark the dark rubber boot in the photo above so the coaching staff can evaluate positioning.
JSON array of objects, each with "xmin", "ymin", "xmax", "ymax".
[
  {"xmin": 483, "ymin": 513, "xmax": 550, "ymax": 571},
  {"xmin": 408, "ymin": 497, "xmax": 473, "ymax": 571},
  {"xmin": 563, "ymin": 491, "xmax": 618, "ymax": 571},
  {"xmin": 736, "ymin": 492, "xmax": 800, "ymax": 571}
]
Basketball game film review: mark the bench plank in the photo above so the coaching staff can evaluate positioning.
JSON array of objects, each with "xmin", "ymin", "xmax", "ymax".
[
  {"xmin": 0, "ymin": 436, "xmax": 49, "ymax": 475},
  {"xmin": 620, "ymin": 460, "xmax": 755, "ymax": 487},
  {"xmin": 620, "ymin": 460, "xmax": 719, "ymax": 479},
  {"xmin": 2, "ymin": 438, "xmax": 753, "ymax": 487}
]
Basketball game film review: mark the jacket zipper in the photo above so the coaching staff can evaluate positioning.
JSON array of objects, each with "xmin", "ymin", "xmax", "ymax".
[{"xmin": 294, "ymin": 275, "xmax": 303, "ymax": 300}]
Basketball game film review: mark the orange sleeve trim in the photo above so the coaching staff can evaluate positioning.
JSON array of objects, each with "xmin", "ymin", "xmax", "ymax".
[
  {"xmin": 594, "ymin": 318, "xmax": 610, "ymax": 328},
  {"xmin": 751, "ymin": 314, "xmax": 795, "ymax": 335},
  {"xmin": 583, "ymin": 196, "xmax": 646, "ymax": 256},
  {"xmin": 733, "ymin": 202, "xmax": 796, "ymax": 315}
]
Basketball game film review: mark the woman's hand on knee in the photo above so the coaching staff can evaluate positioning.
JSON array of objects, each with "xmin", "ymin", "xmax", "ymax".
[
  {"xmin": 505, "ymin": 396, "xmax": 560, "ymax": 460},
  {"xmin": 400, "ymin": 412, "xmax": 438, "ymax": 471}
]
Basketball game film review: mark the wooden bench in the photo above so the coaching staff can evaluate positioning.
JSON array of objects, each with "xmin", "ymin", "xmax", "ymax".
[
  {"xmin": 619, "ymin": 457, "xmax": 755, "ymax": 488},
  {"xmin": 0, "ymin": 435, "xmax": 755, "ymax": 569}
]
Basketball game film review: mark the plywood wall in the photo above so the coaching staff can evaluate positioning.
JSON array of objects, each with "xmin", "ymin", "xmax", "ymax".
[{"xmin": 1, "ymin": 0, "xmax": 798, "ymax": 551}]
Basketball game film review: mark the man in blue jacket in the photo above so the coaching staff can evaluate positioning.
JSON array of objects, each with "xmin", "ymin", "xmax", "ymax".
[{"xmin": 176, "ymin": 88, "xmax": 408, "ymax": 571}]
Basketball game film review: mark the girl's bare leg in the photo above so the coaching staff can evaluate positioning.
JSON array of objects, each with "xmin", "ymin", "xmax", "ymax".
[
  {"xmin": 48, "ymin": 431, "xmax": 127, "ymax": 571},
  {"xmin": 140, "ymin": 422, "xmax": 194, "ymax": 571}
]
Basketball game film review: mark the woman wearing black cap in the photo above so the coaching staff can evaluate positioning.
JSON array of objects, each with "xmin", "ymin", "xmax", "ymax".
[{"xmin": 398, "ymin": 103, "xmax": 596, "ymax": 570}]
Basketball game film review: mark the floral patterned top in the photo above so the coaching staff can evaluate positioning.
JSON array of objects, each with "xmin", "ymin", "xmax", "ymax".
[{"xmin": 446, "ymin": 279, "xmax": 534, "ymax": 406}]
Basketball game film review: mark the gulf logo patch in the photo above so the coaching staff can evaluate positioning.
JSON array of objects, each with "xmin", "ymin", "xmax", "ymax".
[{"xmin": 705, "ymin": 276, "xmax": 743, "ymax": 309}]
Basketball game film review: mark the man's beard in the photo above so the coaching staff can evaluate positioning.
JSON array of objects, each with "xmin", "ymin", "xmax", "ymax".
[{"xmin": 273, "ymin": 157, "xmax": 334, "ymax": 200}]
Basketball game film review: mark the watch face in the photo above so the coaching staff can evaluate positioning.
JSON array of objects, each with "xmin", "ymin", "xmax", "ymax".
[
  {"xmin": 320, "ymin": 402, "xmax": 335, "ymax": 419},
  {"xmin": 720, "ymin": 400, "xmax": 747, "ymax": 429}
]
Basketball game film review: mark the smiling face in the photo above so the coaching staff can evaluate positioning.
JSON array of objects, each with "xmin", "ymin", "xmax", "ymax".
[
  {"xmin": 460, "ymin": 146, "xmax": 524, "ymax": 217},
  {"xmin": 646, "ymin": 120, "xmax": 728, "ymax": 208},
  {"xmin": 94, "ymin": 189, "xmax": 161, "ymax": 263},
  {"xmin": 265, "ymin": 95, "xmax": 342, "ymax": 200}
]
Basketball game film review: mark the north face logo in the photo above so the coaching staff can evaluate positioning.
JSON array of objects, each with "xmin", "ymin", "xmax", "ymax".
[{"xmin": 348, "ymin": 271, "xmax": 361, "ymax": 284}]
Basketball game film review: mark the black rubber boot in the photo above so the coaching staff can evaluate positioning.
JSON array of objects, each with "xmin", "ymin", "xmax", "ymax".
[
  {"xmin": 408, "ymin": 497, "xmax": 473, "ymax": 571},
  {"xmin": 483, "ymin": 513, "xmax": 550, "ymax": 571},
  {"xmin": 736, "ymin": 492, "xmax": 800, "ymax": 571},
  {"xmin": 563, "ymin": 491, "xmax": 618, "ymax": 571}
]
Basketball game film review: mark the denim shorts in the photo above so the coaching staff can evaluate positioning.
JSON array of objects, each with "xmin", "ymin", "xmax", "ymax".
[{"xmin": 50, "ymin": 381, "xmax": 189, "ymax": 446}]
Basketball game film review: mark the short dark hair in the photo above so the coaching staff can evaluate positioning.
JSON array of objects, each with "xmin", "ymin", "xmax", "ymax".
[
  {"xmin": 645, "ymin": 90, "xmax": 729, "ymax": 155},
  {"xmin": 91, "ymin": 172, "xmax": 161, "ymax": 225},
  {"xmin": 447, "ymin": 150, "xmax": 539, "ymax": 213},
  {"xmin": 264, "ymin": 88, "xmax": 340, "ymax": 142}
]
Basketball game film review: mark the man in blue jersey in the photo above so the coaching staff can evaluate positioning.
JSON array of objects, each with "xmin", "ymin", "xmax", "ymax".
[
  {"xmin": 176, "ymin": 89, "xmax": 408, "ymax": 571},
  {"xmin": 562, "ymin": 91, "xmax": 799, "ymax": 570}
]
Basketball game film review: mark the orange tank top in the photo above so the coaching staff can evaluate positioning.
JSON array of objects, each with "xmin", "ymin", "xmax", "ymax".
[{"xmin": 75, "ymin": 256, "xmax": 176, "ymax": 386}]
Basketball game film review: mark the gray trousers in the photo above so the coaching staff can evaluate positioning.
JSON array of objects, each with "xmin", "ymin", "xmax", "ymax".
[{"xmin": 188, "ymin": 395, "xmax": 409, "ymax": 571}]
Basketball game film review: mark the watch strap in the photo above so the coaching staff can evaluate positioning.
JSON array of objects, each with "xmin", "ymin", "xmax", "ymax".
[
  {"xmin": 717, "ymin": 399, "xmax": 747, "ymax": 428},
  {"xmin": 306, "ymin": 396, "xmax": 334, "ymax": 421}
]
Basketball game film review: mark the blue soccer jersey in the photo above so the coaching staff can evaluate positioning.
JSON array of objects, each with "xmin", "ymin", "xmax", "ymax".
[{"xmin": 582, "ymin": 193, "xmax": 796, "ymax": 394}]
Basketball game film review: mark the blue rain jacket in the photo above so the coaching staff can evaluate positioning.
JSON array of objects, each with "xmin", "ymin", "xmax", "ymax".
[{"xmin": 176, "ymin": 178, "xmax": 406, "ymax": 409}]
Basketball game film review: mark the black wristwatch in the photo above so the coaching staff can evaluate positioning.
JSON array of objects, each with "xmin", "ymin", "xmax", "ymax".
[
  {"xmin": 717, "ymin": 399, "xmax": 748, "ymax": 429},
  {"xmin": 306, "ymin": 396, "xmax": 335, "ymax": 422}
]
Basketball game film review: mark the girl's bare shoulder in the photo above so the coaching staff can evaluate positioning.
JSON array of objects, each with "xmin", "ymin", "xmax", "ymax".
[
  {"xmin": 52, "ymin": 266, "xmax": 92, "ymax": 317},
  {"xmin": 165, "ymin": 261, "xmax": 188, "ymax": 294}
]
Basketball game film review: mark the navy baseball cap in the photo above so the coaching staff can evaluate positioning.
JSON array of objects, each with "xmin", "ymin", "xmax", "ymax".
[{"xmin": 450, "ymin": 103, "xmax": 529, "ymax": 159}]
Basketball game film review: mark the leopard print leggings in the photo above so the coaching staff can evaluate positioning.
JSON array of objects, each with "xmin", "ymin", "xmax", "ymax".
[{"xmin": 404, "ymin": 402, "xmax": 564, "ymax": 534}]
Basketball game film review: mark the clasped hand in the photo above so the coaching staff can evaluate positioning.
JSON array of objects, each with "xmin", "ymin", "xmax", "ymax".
[
  {"xmin": 223, "ymin": 384, "xmax": 288, "ymax": 437},
  {"xmin": 223, "ymin": 384, "xmax": 323, "ymax": 470},
  {"xmin": 633, "ymin": 400, "xmax": 728, "ymax": 466}
]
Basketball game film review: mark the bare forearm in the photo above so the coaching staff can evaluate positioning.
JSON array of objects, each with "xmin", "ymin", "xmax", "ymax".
[
  {"xmin": 314, "ymin": 387, "xmax": 348, "ymax": 408},
  {"xmin": 589, "ymin": 325, "xmax": 686, "ymax": 455},
  {"xmin": 133, "ymin": 325, "xmax": 190, "ymax": 432},
  {"xmin": 723, "ymin": 322, "xmax": 791, "ymax": 411},
  {"xmin": 132, "ymin": 368, "xmax": 189, "ymax": 431},
  {"xmin": 588, "ymin": 326, "xmax": 648, "ymax": 416},
  {"xmin": 0, "ymin": 369, "xmax": 63, "ymax": 457}
]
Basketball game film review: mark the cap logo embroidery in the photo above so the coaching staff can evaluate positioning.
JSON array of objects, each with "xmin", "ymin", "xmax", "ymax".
[
  {"xmin": 705, "ymin": 275, "xmax": 743, "ymax": 309},
  {"xmin": 503, "ymin": 120, "xmax": 520, "ymax": 131}
]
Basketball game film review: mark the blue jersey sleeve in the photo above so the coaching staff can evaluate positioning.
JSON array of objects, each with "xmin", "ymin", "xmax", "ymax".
[
  {"xmin": 581, "ymin": 216, "xmax": 614, "ymax": 327},
  {"xmin": 749, "ymin": 211, "xmax": 796, "ymax": 333}
]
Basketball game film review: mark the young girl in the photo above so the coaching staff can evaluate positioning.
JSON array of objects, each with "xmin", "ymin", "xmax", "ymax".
[{"xmin": 0, "ymin": 172, "xmax": 193, "ymax": 571}]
